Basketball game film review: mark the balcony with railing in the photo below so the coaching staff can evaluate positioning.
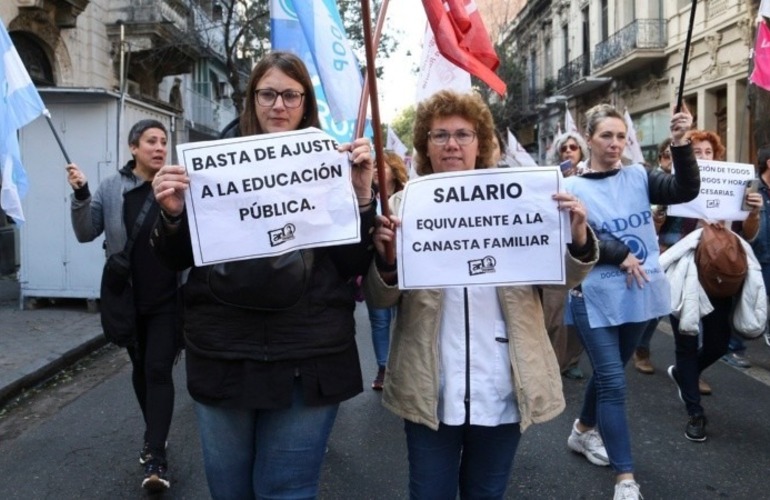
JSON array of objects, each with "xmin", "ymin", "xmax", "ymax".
[
  {"xmin": 556, "ymin": 53, "xmax": 591, "ymax": 91},
  {"xmin": 593, "ymin": 19, "xmax": 667, "ymax": 77},
  {"xmin": 188, "ymin": 86, "xmax": 238, "ymax": 136}
]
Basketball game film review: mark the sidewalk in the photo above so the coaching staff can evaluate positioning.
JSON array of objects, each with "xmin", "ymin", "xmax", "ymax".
[{"xmin": 0, "ymin": 275, "xmax": 105, "ymax": 406}]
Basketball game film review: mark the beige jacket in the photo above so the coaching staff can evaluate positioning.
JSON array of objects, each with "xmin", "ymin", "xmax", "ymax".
[{"xmin": 363, "ymin": 192, "xmax": 598, "ymax": 432}]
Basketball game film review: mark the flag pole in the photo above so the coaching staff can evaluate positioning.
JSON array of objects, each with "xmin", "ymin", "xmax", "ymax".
[
  {"xmin": 676, "ymin": 0, "xmax": 698, "ymax": 112},
  {"xmin": 354, "ymin": 0, "xmax": 390, "ymax": 139},
  {"xmin": 361, "ymin": 0, "xmax": 394, "ymax": 264},
  {"xmin": 42, "ymin": 110, "xmax": 71, "ymax": 164}
]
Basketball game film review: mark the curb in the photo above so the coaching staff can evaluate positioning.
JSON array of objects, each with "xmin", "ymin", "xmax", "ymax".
[{"xmin": 0, "ymin": 334, "xmax": 108, "ymax": 408}]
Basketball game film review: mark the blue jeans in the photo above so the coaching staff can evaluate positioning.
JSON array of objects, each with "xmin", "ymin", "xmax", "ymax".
[
  {"xmin": 368, "ymin": 306, "xmax": 393, "ymax": 368},
  {"xmin": 728, "ymin": 334, "xmax": 746, "ymax": 354},
  {"xmin": 404, "ymin": 420, "xmax": 521, "ymax": 500},
  {"xmin": 670, "ymin": 296, "xmax": 732, "ymax": 417},
  {"xmin": 194, "ymin": 379, "xmax": 339, "ymax": 500},
  {"xmin": 570, "ymin": 296, "xmax": 646, "ymax": 474}
]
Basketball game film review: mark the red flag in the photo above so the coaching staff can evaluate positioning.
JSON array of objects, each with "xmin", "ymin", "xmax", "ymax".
[
  {"xmin": 751, "ymin": 21, "xmax": 770, "ymax": 91},
  {"xmin": 422, "ymin": 0, "xmax": 507, "ymax": 95}
]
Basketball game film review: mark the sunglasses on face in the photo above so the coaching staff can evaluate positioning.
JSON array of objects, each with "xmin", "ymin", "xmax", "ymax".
[{"xmin": 560, "ymin": 143, "xmax": 579, "ymax": 153}]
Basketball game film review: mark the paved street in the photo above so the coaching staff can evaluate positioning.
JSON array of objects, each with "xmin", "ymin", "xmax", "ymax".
[{"xmin": 0, "ymin": 303, "xmax": 769, "ymax": 499}]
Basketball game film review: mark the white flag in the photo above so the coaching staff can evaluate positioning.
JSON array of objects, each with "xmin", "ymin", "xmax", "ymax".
[
  {"xmin": 386, "ymin": 126, "xmax": 408, "ymax": 159},
  {"xmin": 415, "ymin": 22, "xmax": 472, "ymax": 104},
  {"xmin": 505, "ymin": 129, "xmax": 538, "ymax": 167},
  {"xmin": 760, "ymin": 0, "xmax": 770, "ymax": 21},
  {"xmin": 623, "ymin": 110, "xmax": 645, "ymax": 166},
  {"xmin": 565, "ymin": 109, "xmax": 578, "ymax": 133}
]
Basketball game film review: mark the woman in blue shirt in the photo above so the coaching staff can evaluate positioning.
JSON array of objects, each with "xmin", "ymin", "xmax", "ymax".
[{"xmin": 564, "ymin": 103, "xmax": 699, "ymax": 500}]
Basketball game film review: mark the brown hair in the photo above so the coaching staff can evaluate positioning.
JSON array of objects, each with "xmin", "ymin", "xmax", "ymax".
[
  {"xmin": 382, "ymin": 151, "xmax": 409, "ymax": 193},
  {"xmin": 240, "ymin": 51, "xmax": 321, "ymax": 136},
  {"xmin": 584, "ymin": 103, "xmax": 626, "ymax": 139},
  {"xmin": 684, "ymin": 129, "xmax": 726, "ymax": 160},
  {"xmin": 412, "ymin": 90, "xmax": 495, "ymax": 175}
]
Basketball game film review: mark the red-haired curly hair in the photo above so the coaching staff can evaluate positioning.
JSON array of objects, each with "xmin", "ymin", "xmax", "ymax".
[{"xmin": 684, "ymin": 129, "xmax": 725, "ymax": 160}]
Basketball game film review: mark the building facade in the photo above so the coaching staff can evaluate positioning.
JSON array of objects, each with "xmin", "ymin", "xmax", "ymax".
[
  {"xmin": 1, "ymin": 0, "xmax": 241, "ymax": 145},
  {"xmin": 502, "ymin": 0, "xmax": 758, "ymax": 166}
]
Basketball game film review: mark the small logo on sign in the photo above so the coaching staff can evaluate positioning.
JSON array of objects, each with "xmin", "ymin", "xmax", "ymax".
[
  {"xmin": 468, "ymin": 256, "xmax": 496, "ymax": 276},
  {"xmin": 268, "ymin": 223, "xmax": 296, "ymax": 247},
  {"xmin": 706, "ymin": 199, "xmax": 720, "ymax": 209}
]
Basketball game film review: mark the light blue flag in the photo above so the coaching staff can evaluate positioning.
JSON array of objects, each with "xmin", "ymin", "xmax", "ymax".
[
  {"xmin": 270, "ymin": 0, "xmax": 366, "ymax": 144},
  {"xmin": 0, "ymin": 22, "xmax": 45, "ymax": 223}
]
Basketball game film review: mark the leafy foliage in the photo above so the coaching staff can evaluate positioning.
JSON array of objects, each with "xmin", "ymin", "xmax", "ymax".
[
  {"xmin": 389, "ymin": 105, "xmax": 416, "ymax": 151},
  {"xmin": 476, "ymin": 43, "xmax": 526, "ymax": 134}
]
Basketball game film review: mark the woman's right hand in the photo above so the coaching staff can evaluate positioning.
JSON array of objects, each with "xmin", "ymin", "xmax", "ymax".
[
  {"xmin": 152, "ymin": 165, "xmax": 189, "ymax": 216},
  {"xmin": 65, "ymin": 163, "xmax": 86, "ymax": 189},
  {"xmin": 374, "ymin": 214, "xmax": 400, "ymax": 261},
  {"xmin": 621, "ymin": 253, "xmax": 649, "ymax": 289}
]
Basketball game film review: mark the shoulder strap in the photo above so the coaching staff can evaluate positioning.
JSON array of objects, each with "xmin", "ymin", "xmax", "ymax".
[{"xmin": 123, "ymin": 191, "xmax": 156, "ymax": 255}]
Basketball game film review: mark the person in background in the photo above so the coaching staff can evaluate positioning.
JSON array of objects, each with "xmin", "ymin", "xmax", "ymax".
[
  {"xmin": 149, "ymin": 52, "xmax": 376, "ymax": 499},
  {"xmin": 67, "ymin": 119, "xmax": 182, "ymax": 492},
  {"xmin": 738, "ymin": 146, "xmax": 770, "ymax": 348},
  {"xmin": 367, "ymin": 150, "xmax": 408, "ymax": 390},
  {"xmin": 632, "ymin": 138, "xmax": 673, "ymax": 374},
  {"xmin": 544, "ymin": 131, "xmax": 591, "ymax": 379},
  {"xmin": 564, "ymin": 103, "xmax": 698, "ymax": 500},
  {"xmin": 365, "ymin": 89, "xmax": 598, "ymax": 499},
  {"xmin": 664, "ymin": 128, "xmax": 751, "ymax": 442},
  {"xmin": 492, "ymin": 128, "xmax": 509, "ymax": 167}
]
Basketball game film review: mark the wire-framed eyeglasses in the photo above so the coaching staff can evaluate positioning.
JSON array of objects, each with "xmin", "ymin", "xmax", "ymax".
[
  {"xmin": 255, "ymin": 89, "xmax": 305, "ymax": 108},
  {"xmin": 428, "ymin": 129, "xmax": 477, "ymax": 146}
]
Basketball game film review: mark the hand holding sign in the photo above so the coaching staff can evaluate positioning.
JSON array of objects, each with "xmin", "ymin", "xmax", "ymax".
[
  {"xmin": 153, "ymin": 164, "xmax": 189, "ymax": 218},
  {"xmin": 338, "ymin": 137, "xmax": 375, "ymax": 202}
]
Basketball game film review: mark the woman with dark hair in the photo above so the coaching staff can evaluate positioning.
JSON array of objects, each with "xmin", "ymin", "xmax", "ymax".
[
  {"xmin": 67, "ymin": 119, "xmax": 182, "ymax": 492},
  {"xmin": 365, "ymin": 90, "xmax": 598, "ymax": 499},
  {"xmin": 149, "ymin": 51, "xmax": 376, "ymax": 499}
]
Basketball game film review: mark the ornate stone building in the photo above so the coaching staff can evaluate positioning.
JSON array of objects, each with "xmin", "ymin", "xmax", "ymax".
[{"xmin": 502, "ymin": 0, "xmax": 758, "ymax": 165}]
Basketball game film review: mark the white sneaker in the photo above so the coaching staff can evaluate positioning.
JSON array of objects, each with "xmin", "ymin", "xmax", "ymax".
[
  {"xmin": 614, "ymin": 480, "xmax": 642, "ymax": 500},
  {"xmin": 567, "ymin": 419, "xmax": 609, "ymax": 466}
]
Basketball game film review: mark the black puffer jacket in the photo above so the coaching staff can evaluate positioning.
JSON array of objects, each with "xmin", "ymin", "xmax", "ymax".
[{"xmin": 588, "ymin": 141, "xmax": 700, "ymax": 264}]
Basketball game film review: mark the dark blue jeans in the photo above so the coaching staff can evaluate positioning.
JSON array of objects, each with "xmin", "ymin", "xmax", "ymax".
[
  {"xmin": 570, "ymin": 295, "xmax": 646, "ymax": 474},
  {"xmin": 404, "ymin": 420, "xmax": 521, "ymax": 500},
  {"xmin": 670, "ymin": 296, "xmax": 733, "ymax": 417}
]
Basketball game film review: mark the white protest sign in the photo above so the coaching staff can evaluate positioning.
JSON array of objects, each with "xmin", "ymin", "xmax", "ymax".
[
  {"xmin": 667, "ymin": 159, "xmax": 754, "ymax": 221},
  {"xmin": 177, "ymin": 127, "xmax": 360, "ymax": 266},
  {"xmin": 397, "ymin": 168, "xmax": 567, "ymax": 289}
]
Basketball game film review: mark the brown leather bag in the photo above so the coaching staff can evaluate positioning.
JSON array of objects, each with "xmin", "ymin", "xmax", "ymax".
[{"xmin": 695, "ymin": 224, "xmax": 748, "ymax": 298}]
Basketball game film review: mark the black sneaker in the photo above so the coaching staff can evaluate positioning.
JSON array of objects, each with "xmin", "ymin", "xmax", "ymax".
[
  {"xmin": 142, "ymin": 457, "xmax": 170, "ymax": 491},
  {"xmin": 139, "ymin": 442, "xmax": 152, "ymax": 465},
  {"xmin": 685, "ymin": 415, "xmax": 707, "ymax": 442}
]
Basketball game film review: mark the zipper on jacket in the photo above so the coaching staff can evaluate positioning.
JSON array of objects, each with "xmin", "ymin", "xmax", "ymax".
[{"xmin": 463, "ymin": 287, "xmax": 471, "ymax": 425}]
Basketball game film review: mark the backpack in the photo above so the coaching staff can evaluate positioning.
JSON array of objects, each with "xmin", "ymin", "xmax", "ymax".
[{"xmin": 694, "ymin": 224, "xmax": 748, "ymax": 298}]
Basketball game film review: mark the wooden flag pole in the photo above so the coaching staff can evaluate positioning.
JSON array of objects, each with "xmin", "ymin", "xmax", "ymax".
[
  {"xmin": 354, "ymin": 0, "xmax": 390, "ymax": 139},
  {"xmin": 676, "ymin": 0, "xmax": 698, "ymax": 112},
  {"xmin": 360, "ymin": 0, "xmax": 394, "ymax": 264}
]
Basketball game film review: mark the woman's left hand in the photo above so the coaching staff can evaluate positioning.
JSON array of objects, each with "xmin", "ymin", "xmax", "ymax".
[
  {"xmin": 338, "ymin": 138, "xmax": 374, "ymax": 202},
  {"xmin": 553, "ymin": 192, "xmax": 588, "ymax": 247},
  {"xmin": 621, "ymin": 253, "xmax": 649, "ymax": 289}
]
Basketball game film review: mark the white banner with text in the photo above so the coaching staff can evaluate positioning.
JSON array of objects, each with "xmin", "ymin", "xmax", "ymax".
[
  {"xmin": 667, "ymin": 159, "xmax": 754, "ymax": 221},
  {"xmin": 397, "ymin": 168, "xmax": 568, "ymax": 289},
  {"xmin": 176, "ymin": 128, "xmax": 360, "ymax": 266}
]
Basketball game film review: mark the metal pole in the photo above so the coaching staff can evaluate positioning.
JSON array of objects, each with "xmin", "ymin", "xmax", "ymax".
[
  {"xmin": 676, "ymin": 0, "xmax": 698, "ymax": 112},
  {"xmin": 42, "ymin": 110, "xmax": 71, "ymax": 164},
  {"xmin": 116, "ymin": 21, "xmax": 125, "ymax": 169}
]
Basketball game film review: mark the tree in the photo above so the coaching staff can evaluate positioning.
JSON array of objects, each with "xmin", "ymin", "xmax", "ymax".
[
  {"xmin": 476, "ymin": 43, "xmax": 526, "ymax": 133},
  {"xmin": 389, "ymin": 105, "xmax": 416, "ymax": 151}
]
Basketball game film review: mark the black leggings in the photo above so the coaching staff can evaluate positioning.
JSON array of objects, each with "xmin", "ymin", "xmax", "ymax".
[{"xmin": 127, "ymin": 311, "xmax": 178, "ymax": 455}]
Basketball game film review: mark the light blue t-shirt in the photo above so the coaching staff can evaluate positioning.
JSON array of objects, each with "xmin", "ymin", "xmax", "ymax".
[{"xmin": 565, "ymin": 165, "xmax": 671, "ymax": 328}]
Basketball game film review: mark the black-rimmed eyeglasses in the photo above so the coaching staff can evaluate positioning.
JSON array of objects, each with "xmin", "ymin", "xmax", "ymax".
[
  {"xmin": 255, "ymin": 89, "xmax": 305, "ymax": 108},
  {"xmin": 428, "ymin": 129, "xmax": 477, "ymax": 146}
]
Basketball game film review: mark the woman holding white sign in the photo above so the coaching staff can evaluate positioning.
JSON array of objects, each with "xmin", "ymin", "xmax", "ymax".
[
  {"xmin": 149, "ymin": 52, "xmax": 377, "ymax": 499},
  {"xmin": 562, "ymin": 103, "xmax": 699, "ymax": 500},
  {"xmin": 364, "ymin": 89, "xmax": 599, "ymax": 499}
]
